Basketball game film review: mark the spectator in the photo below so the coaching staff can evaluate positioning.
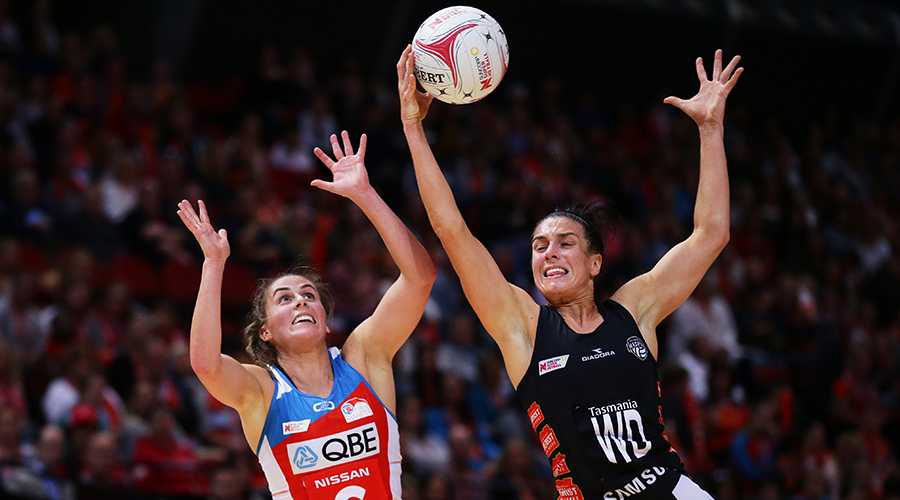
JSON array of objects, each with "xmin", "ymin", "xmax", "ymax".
[
  {"xmin": 41, "ymin": 343, "xmax": 95, "ymax": 426},
  {"xmin": 0, "ymin": 338, "xmax": 26, "ymax": 413},
  {"xmin": 667, "ymin": 273, "xmax": 741, "ymax": 362},
  {"xmin": 1, "ymin": 423, "xmax": 75, "ymax": 500},
  {"xmin": 730, "ymin": 400, "xmax": 781, "ymax": 489},
  {"xmin": 398, "ymin": 395, "xmax": 450, "ymax": 476},
  {"xmin": 485, "ymin": 439, "xmax": 555, "ymax": 500},
  {"xmin": 76, "ymin": 431, "xmax": 128, "ymax": 500},
  {"xmin": 130, "ymin": 406, "xmax": 204, "ymax": 498},
  {"xmin": 436, "ymin": 312, "xmax": 483, "ymax": 382},
  {"xmin": 0, "ymin": 271, "xmax": 50, "ymax": 366}
]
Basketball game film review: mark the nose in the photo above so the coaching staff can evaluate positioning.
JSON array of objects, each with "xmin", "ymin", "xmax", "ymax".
[{"xmin": 545, "ymin": 242, "xmax": 560, "ymax": 260}]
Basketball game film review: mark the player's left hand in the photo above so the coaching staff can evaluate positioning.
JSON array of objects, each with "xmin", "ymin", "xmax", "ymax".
[
  {"xmin": 664, "ymin": 49, "xmax": 743, "ymax": 127},
  {"xmin": 397, "ymin": 45, "xmax": 434, "ymax": 125},
  {"xmin": 312, "ymin": 131, "xmax": 371, "ymax": 201}
]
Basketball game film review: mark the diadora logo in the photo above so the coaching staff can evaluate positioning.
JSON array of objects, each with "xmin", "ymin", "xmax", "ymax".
[
  {"xmin": 285, "ymin": 422, "xmax": 380, "ymax": 474},
  {"xmin": 283, "ymin": 419, "xmax": 310, "ymax": 435},
  {"xmin": 292, "ymin": 445, "xmax": 318, "ymax": 469},
  {"xmin": 313, "ymin": 401, "xmax": 336, "ymax": 412},
  {"xmin": 538, "ymin": 355, "xmax": 570, "ymax": 376},
  {"xmin": 340, "ymin": 398, "xmax": 374, "ymax": 424},
  {"xmin": 582, "ymin": 348, "xmax": 615, "ymax": 362}
]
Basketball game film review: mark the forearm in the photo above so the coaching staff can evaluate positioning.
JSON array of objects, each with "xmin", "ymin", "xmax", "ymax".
[
  {"xmin": 190, "ymin": 260, "xmax": 226, "ymax": 375},
  {"xmin": 353, "ymin": 188, "xmax": 435, "ymax": 284},
  {"xmin": 693, "ymin": 123, "xmax": 730, "ymax": 239},
  {"xmin": 403, "ymin": 122, "xmax": 469, "ymax": 240}
]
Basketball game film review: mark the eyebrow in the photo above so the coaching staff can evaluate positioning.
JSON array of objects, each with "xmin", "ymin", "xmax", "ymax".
[
  {"xmin": 270, "ymin": 284, "xmax": 316, "ymax": 298},
  {"xmin": 532, "ymin": 231, "xmax": 579, "ymax": 243}
]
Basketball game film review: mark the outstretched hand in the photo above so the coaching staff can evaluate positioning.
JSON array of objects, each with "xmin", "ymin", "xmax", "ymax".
[
  {"xmin": 312, "ymin": 131, "xmax": 372, "ymax": 201},
  {"xmin": 397, "ymin": 45, "xmax": 434, "ymax": 125},
  {"xmin": 664, "ymin": 49, "xmax": 743, "ymax": 127},
  {"xmin": 177, "ymin": 200, "xmax": 230, "ymax": 263}
]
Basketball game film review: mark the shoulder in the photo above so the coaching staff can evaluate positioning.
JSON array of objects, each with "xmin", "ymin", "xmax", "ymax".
[{"xmin": 609, "ymin": 274, "xmax": 654, "ymax": 326}]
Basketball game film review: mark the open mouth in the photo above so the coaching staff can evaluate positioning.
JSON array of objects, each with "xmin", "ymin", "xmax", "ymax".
[
  {"xmin": 292, "ymin": 314, "xmax": 316, "ymax": 325},
  {"xmin": 544, "ymin": 267, "xmax": 568, "ymax": 278}
]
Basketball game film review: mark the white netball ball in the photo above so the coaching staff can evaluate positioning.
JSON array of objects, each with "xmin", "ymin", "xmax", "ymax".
[{"xmin": 412, "ymin": 6, "xmax": 509, "ymax": 104}]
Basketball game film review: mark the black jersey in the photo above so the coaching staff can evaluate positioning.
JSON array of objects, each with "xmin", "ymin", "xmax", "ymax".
[{"xmin": 516, "ymin": 300, "xmax": 685, "ymax": 499}]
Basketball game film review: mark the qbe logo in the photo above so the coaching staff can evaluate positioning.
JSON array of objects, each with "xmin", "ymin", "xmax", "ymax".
[
  {"xmin": 292, "ymin": 445, "xmax": 318, "ymax": 469},
  {"xmin": 286, "ymin": 423, "xmax": 380, "ymax": 474}
]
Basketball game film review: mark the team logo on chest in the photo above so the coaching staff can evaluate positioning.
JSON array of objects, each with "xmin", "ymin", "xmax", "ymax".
[
  {"xmin": 341, "ymin": 397, "xmax": 374, "ymax": 423},
  {"xmin": 313, "ymin": 401, "xmax": 336, "ymax": 412},
  {"xmin": 625, "ymin": 336, "xmax": 648, "ymax": 361}
]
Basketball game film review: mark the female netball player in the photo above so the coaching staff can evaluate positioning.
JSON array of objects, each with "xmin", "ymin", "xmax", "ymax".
[
  {"xmin": 178, "ymin": 131, "xmax": 435, "ymax": 500},
  {"xmin": 397, "ymin": 46, "xmax": 742, "ymax": 499}
]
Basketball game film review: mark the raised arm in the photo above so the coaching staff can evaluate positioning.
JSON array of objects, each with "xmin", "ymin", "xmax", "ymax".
[
  {"xmin": 613, "ymin": 50, "xmax": 743, "ymax": 356},
  {"xmin": 177, "ymin": 200, "xmax": 268, "ymax": 414},
  {"xmin": 310, "ymin": 132, "xmax": 435, "ymax": 368},
  {"xmin": 397, "ymin": 46, "xmax": 537, "ymax": 384}
]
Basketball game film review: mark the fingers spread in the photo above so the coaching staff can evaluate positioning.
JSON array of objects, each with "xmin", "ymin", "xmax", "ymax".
[
  {"xmin": 198, "ymin": 199, "xmax": 210, "ymax": 224},
  {"xmin": 357, "ymin": 133, "xmax": 367, "ymax": 159},
  {"xmin": 695, "ymin": 57, "xmax": 708, "ymax": 82},
  {"xmin": 330, "ymin": 134, "xmax": 344, "ymax": 159},
  {"xmin": 663, "ymin": 96, "xmax": 684, "ymax": 109},
  {"xmin": 310, "ymin": 179, "xmax": 335, "ymax": 193},
  {"xmin": 721, "ymin": 55, "xmax": 741, "ymax": 81},
  {"xmin": 712, "ymin": 49, "xmax": 722, "ymax": 81},
  {"xmin": 341, "ymin": 130, "xmax": 354, "ymax": 156},
  {"xmin": 313, "ymin": 147, "xmax": 335, "ymax": 169},
  {"xmin": 723, "ymin": 67, "xmax": 744, "ymax": 94}
]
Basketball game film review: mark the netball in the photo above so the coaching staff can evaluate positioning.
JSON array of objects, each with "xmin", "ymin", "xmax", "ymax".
[{"xmin": 412, "ymin": 6, "xmax": 509, "ymax": 104}]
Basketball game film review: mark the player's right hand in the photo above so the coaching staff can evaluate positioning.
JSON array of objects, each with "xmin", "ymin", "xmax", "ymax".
[
  {"xmin": 177, "ymin": 199, "xmax": 230, "ymax": 264},
  {"xmin": 397, "ymin": 45, "xmax": 434, "ymax": 125}
]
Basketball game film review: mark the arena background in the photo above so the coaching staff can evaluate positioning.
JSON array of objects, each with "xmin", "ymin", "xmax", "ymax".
[
  {"xmin": 52, "ymin": 0, "xmax": 900, "ymax": 123},
  {"xmin": 0, "ymin": 0, "xmax": 898, "ymax": 499}
]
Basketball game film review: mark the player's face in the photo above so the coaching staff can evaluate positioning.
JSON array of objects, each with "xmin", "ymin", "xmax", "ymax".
[
  {"xmin": 261, "ymin": 275, "xmax": 328, "ymax": 348},
  {"xmin": 531, "ymin": 216, "xmax": 601, "ymax": 302}
]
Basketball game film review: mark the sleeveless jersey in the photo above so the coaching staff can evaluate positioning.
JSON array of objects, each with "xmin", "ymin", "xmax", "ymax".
[
  {"xmin": 256, "ymin": 347, "xmax": 401, "ymax": 500},
  {"xmin": 516, "ymin": 300, "xmax": 685, "ymax": 499}
]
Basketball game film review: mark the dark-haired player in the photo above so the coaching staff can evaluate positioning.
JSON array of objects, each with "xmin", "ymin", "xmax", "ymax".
[{"xmin": 397, "ymin": 45, "xmax": 742, "ymax": 498}]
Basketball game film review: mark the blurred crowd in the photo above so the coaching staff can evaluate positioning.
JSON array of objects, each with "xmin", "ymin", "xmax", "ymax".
[{"xmin": 0, "ymin": 1, "xmax": 898, "ymax": 499}]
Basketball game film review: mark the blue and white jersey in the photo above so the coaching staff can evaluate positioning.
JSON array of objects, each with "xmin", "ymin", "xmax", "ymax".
[{"xmin": 256, "ymin": 347, "xmax": 401, "ymax": 500}]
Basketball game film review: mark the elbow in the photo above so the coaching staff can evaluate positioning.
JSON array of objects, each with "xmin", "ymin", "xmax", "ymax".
[
  {"xmin": 720, "ymin": 229, "xmax": 731, "ymax": 249},
  {"xmin": 422, "ymin": 261, "xmax": 438, "ymax": 285},
  {"xmin": 695, "ymin": 223, "xmax": 730, "ymax": 253},
  {"xmin": 432, "ymin": 217, "xmax": 469, "ymax": 245},
  {"xmin": 712, "ymin": 220, "xmax": 731, "ymax": 250},
  {"xmin": 711, "ymin": 227, "xmax": 730, "ymax": 254},
  {"xmin": 410, "ymin": 264, "xmax": 437, "ymax": 294}
]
